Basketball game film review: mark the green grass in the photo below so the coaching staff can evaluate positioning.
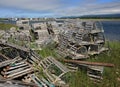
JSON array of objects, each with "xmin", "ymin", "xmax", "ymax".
[
  {"xmin": 0, "ymin": 23, "xmax": 18, "ymax": 30},
  {"xmin": 36, "ymin": 42, "xmax": 58, "ymax": 58},
  {"xmin": 29, "ymin": 42, "xmax": 38, "ymax": 49},
  {"xmin": 86, "ymin": 41, "xmax": 120, "ymax": 87},
  {"xmin": 38, "ymin": 41, "xmax": 120, "ymax": 87}
]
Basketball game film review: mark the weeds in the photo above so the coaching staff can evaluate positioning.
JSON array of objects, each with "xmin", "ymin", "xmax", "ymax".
[{"xmin": 38, "ymin": 41, "xmax": 120, "ymax": 87}]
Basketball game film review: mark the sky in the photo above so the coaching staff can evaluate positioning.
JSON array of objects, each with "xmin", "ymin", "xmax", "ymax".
[{"xmin": 0, "ymin": 0, "xmax": 120, "ymax": 18}]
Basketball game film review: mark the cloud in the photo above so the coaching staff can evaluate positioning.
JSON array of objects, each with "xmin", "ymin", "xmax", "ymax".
[
  {"xmin": 0, "ymin": 0, "xmax": 120, "ymax": 17},
  {"xmin": 0, "ymin": 0, "xmax": 61, "ymax": 12},
  {"xmin": 53, "ymin": 0, "xmax": 120, "ymax": 16}
]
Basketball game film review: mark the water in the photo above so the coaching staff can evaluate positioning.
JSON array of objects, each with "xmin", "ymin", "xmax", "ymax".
[
  {"xmin": 101, "ymin": 21, "xmax": 120, "ymax": 41},
  {"xmin": 0, "ymin": 20, "xmax": 16, "ymax": 24},
  {"xmin": 0, "ymin": 20, "xmax": 120, "ymax": 41}
]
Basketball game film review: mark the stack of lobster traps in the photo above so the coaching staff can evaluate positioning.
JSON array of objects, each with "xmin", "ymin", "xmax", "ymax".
[
  {"xmin": 0, "ymin": 39, "xmax": 71, "ymax": 87},
  {"xmin": 57, "ymin": 21, "xmax": 108, "ymax": 59},
  {"xmin": 56, "ymin": 21, "xmax": 110, "ymax": 82},
  {"xmin": 0, "ymin": 20, "xmax": 114, "ymax": 87}
]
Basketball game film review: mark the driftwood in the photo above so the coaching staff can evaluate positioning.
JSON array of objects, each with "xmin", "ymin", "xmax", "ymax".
[{"xmin": 58, "ymin": 59, "xmax": 114, "ymax": 67}]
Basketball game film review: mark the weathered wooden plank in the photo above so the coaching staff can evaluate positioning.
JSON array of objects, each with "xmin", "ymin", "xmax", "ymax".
[
  {"xmin": 59, "ymin": 59, "xmax": 114, "ymax": 67},
  {"xmin": 0, "ymin": 41, "xmax": 30, "ymax": 52},
  {"xmin": 49, "ymin": 57, "xmax": 70, "ymax": 72},
  {"xmin": 0, "ymin": 57, "xmax": 22, "ymax": 68},
  {"xmin": 31, "ymin": 74, "xmax": 46, "ymax": 87},
  {"xmin": 0, "ymin": 53, "xmax": 9, "ymax": 60},
  {"xmin": 6, "ymin": 68, "xmax": 33, "ymax": 79},
  {"xmin": 3, "ymin": 66, "xmax": 30, "ymax": 75},
  {"xmin": 7, "ymin": 63, "xmax": 28, "ymax": 71}
]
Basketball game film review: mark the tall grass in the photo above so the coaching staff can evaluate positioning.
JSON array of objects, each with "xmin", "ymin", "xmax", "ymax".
[
  {"xmin": 38, "ymin": 41, "xmax": 120, "ymax": 87},
  {"xmin": 36, "ymin": 42, "xmax": 58, "ymax": 58}
]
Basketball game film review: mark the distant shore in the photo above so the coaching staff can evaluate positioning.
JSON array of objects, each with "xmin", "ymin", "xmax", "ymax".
[{"xmin": 79, "ymin": 18, "xmax": 120, "ymax": 21}]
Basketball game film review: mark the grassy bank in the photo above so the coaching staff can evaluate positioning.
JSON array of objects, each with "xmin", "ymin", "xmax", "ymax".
[
  {"xmin": 37, "ymin": 41, "xmax": 120, "ymax": 87},
  {"xmin": 0, "ymin": 23, "xmax": 17, "ymax": 30}
]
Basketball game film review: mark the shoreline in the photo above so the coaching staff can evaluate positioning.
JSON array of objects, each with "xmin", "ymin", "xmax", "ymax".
[{"xmin": 79, "ymin": 19, "xmax": 120, "ymax": 21}]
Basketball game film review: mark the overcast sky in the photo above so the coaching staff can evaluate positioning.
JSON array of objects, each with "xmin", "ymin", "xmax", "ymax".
[{"xmin": 0, "ymin": 0, "xmax": 120, "ymax": 17}]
